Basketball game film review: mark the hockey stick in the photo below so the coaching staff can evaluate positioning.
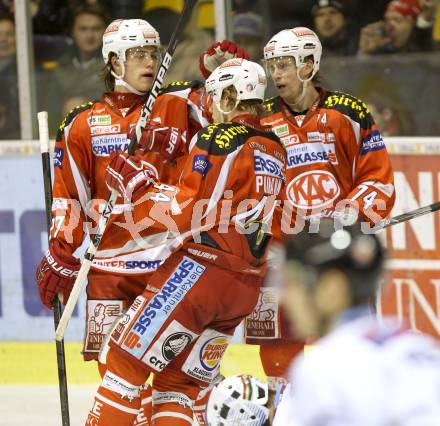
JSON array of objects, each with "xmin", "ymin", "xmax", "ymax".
[
  {"xmin": 55, "ymin": 0, "xmax": 198, "ymax": 341},
  {"xmin": 38, "ymin": 111, "xmax": 70, "ymax": 426},
  {"xmin": 372, "ymin": 201, "xmax": 440, "ymax": 232}
]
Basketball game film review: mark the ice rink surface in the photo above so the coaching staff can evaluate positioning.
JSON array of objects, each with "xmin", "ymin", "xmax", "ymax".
[
  {"xmin": 0, "ymin": 342, "xmax": 265, "ymax": 425},
  {"xmin": 0, "ymin": 385, "xmax": 96, "ymax": 425}
]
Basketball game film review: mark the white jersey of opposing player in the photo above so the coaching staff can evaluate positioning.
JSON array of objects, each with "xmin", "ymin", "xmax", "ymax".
[{"xmin": 273, "ymin": 311, "xmax": 440, "ymax": 426}]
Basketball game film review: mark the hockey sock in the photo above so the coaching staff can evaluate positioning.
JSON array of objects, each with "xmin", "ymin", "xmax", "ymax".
[
  {"xmin": 134, "ymin": 384, "xmax": 153, "ymax": 426},
  {"xmin": 86, "ymin": 348, "xmax": 150, "ymax": 425},
  {"xmin": 86, "ymin": 375, "xmax": 141, "ymax": 425},
  {"xmin": 152, "ymin": 368, "xmax": 201, "ymax": 425}
]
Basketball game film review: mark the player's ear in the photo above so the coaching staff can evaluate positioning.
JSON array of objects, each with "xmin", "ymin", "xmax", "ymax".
[
  {"xmin": 111, "ymin": 54, "xmax": 122, "ymax": 72},
  {"xmin": 300, "ymin": 57, "xmax": 314, "ymax": 80}
]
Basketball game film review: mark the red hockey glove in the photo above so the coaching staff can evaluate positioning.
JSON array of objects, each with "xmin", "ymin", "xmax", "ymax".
[
  {"xmin": 199, "ymin": 40, "xmax": 250, "ymax": 79},
  {"xmin": 133, "ymin": 123, "xmax": 186, "ymax": 162},
  {"xmin": 36, "ymin": 240, "xmax": 81, "ymax": 310},
  {"xmin": 105, "ymin": 151, "xmax": 157, "ymax": 199}
]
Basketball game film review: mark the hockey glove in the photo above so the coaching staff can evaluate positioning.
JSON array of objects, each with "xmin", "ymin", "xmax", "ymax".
[
  {"xmin": 105, "ymin": 151, "xmax": 157, "ymax": 199},
  {"xmin": 199, "ymin": 40, "xmax": 250, "ymax": 79},
  {"xmin": 36, "ymin": 239, "xmax": 81, "ymax": 309},
  {"xmin": 133, "ymin": 123, "xmax": 186, "ymax": 162}
]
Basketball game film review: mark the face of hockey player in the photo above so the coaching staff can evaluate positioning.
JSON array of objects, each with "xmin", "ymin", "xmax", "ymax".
[
  {"xmin": 384, "ymin": 11, "xmax": 414, "ymax": 48},
  {"xmin": 115, "ymin": 46, "xmax": 160, "ymax": 93},
  {"xmin": 281, "ymin": 262, "xmax": 350, "ymax": 337},
  {"xmin": 72, "ymin": 12, "xmax": 106, "ymax": 58},
  {"xmin": 266, "ymin": 56, "xmax": 314, "ymax": 105}
]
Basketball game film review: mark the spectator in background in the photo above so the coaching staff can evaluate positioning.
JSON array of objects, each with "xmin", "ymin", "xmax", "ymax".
[
  {"xmin": 49, "ymin": 5, "xmax": 110, "ymax": 125},
  {"xmin": 164, "ymin": 3, "xmax": 214, "ymax": 82},
  {"xmin": 359, "ymin": 0, "xmax": 435, "ymax": 55},
  {"xmin": 312, "ymin": 0, "xmax": 359, "ymax": 56},
  {"xmin": 0, "ymin": 13, "xmax": 19, "ymax": 139},
  {"xmin": 232, "ymin": 12, "xmax": 264, "ymax": 61}
]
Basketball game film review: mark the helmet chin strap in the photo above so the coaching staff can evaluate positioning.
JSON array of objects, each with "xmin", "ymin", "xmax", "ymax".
[
  {"xmin": 216, "ymin": 98, "xmax": 239, "ymax": 116},
  {"xmin": 111, "ymin": 62, "xmax": 147, "ymax": 96},
  {"xmin": 287, "ymin": 63, "xmax": 315, "ymax": 111}
]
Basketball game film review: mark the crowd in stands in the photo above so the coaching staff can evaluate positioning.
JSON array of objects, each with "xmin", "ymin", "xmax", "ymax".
[{"xmin": 1, "ymin": 0, "xmax": 439, "ymax": 138}]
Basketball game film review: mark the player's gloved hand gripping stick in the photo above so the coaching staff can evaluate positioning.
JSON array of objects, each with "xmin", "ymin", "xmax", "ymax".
[{"xmin": 55, "ymin": 0, "xmax": 198, "ymax": 342}]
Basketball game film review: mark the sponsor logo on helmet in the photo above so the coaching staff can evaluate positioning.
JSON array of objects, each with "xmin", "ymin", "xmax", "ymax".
[
  {"xmin": 219, "ymin": 58, "xmax": 244, "ymax": 68},
  {"xmin": 291, "ymin": 27, "xmax": 316, "ymax": 37},
  {"xmin": 219, "ymin": 73, "xmax": 234, "ymax": 82},
  {"xmin": 286, "ymin": 170, "xmax": 340, "ymax": 209},
  {"xmin": 199, "ymin": 336, "xmax": 228, "ymax": 371},
  {"xmin": 143, "ymin": 30, "xmax": 157, "ymax": 40},
  {"xmin": 162, "ymin": 332, "xmax": 192, "ymax": 361},
  {"xmin": 246, "ymin": 83, "xmax": 256, "ymax": 92},
  {"xmin": 104, "ymin": 20, "xmax": 122, "ymax": 35}
]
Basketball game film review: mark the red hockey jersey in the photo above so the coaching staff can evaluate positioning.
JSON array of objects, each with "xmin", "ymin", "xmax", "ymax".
[
  {"xmin": 261, "ymin": 89, "xmax": 395, "ymax": 233},
  {"xmin": 51, "ymin": 82, "xmax": 208, "ymax": 275}
]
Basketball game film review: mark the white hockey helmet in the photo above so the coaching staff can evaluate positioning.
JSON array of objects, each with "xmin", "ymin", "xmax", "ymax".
[
  {"xmin": 206, "ymin": 374, "xmax": 269, "ymax": 426},
  {"xmin": 264, "ymin": 27, "xmax": 322, "ymax": 81},
  {"xmin": 205, "ymin": 58, "xmax": 267, "ymax": 114},
  {"xmin": 102, "ymin": 18, "xmax": 161, "ymax": 64}
]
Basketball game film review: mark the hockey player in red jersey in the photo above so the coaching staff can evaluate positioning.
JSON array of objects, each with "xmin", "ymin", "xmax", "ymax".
[
  {"xmin": 244, "ymin": 27, "xmax": 396, "ymax": 400},
  {"xmin": 85, "ymin": 58, "xmax": 286, "ymax": 425},
  {"xmin": 34, "ymin": 16, "xmax": 249, "ymax": 424}
]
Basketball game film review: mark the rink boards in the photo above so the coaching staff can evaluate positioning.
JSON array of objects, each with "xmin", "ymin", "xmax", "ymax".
[{"xmin": 0, "ymin": 138, "xmax": 440, "ymax": 343}]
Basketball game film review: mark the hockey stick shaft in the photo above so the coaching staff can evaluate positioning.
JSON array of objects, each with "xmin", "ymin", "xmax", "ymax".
[
  {"xmin": 55, "ymin": 0, "xmax": 198, "ymax": 341},
  {"xmin": 372, "ymin": 201, "xmax": 440, "ymax": 232},
  {"xmin": 38, "ymin": 111, "xmax": 70, "ymax": 426}
]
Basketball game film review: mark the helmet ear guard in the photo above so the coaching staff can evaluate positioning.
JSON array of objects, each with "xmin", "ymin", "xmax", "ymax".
[{"xmin": 205, "ymin": 58, "xmax": 267, "ymax": 115}]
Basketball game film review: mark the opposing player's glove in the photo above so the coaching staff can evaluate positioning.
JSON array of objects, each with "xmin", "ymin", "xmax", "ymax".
[
  {"xmin": 105, "ymin": 151, "xmax": 157, "ymax": 199},
  {"xmin": 36, "ymin": 240, "xmax": 81, "ymax": 309},
  {"xmin": 199, "ymin": 40, "xmax": 250, "ymax": 79},
  {"xmin": 133, "ymin": 123, "xmax": 186, "ymax": 162}
]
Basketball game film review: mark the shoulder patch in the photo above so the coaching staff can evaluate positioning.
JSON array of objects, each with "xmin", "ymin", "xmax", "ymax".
[
  {"xmin": 322, "ymin": 91, "xmax": 373, "ymax": 128},
  {"xmin": 56, "ymin": 101, "xmax": 95, "ymax": 141},
  {"xmin": 196, "ymin": 122, "xmax": 251, "ymax": 155},
  {"xmin": 197, "ymin": 122, "xmax": 283, "ymax": 156},
  {"xmin": 262, "ymin": 96, "xmax": 282, "ymax": 117},
  {"xmin": 159, "ymin": 80, "xmax": 202, "ymax": 95}
]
